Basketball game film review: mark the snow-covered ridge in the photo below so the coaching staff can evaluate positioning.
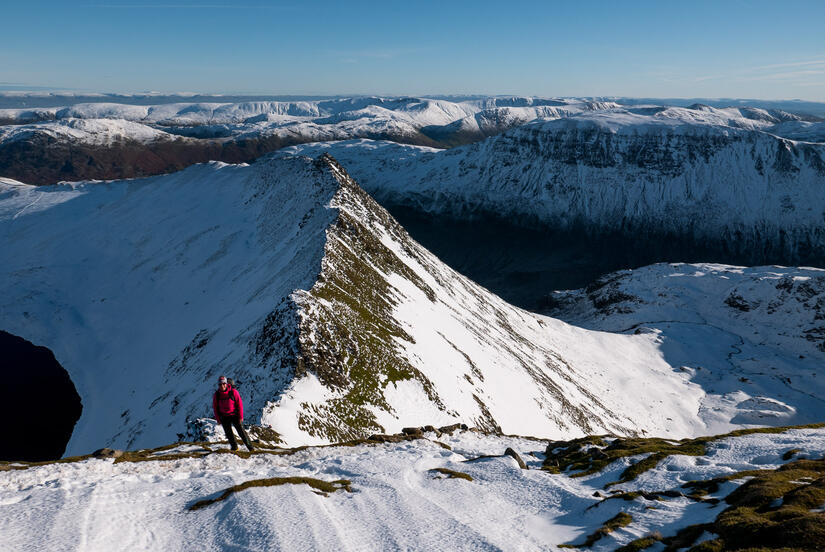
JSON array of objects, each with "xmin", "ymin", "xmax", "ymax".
[
  {"xmin": 0, "ymin": 117, "xmax": 175, "ymax": 146},
  {"xmin": 0, "ymin": 96, "xmax": 595, "ymax": 126},
  {"xmin": 5, "ymin": 154, "xmax": 819, "ymax": 457}
]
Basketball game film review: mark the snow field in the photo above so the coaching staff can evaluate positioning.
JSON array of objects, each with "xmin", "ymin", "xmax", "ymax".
[{"xmin": 2, "ymin": 428, "xmax": 824, "ymax": 551}]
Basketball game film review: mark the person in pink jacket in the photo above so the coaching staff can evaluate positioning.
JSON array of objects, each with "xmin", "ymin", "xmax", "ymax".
[{"xmin": 212, "ymin": 376, "xmax": 254, "ymax": 451}]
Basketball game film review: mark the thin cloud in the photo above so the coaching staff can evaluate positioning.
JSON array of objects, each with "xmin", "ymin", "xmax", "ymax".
[
  {"xmin": 751, "ymin": 58, "xmax": 825, "ymax": 71},
  {"xmin": 657, "ymin": 58, "xmax": 825, "ymax": 85}
]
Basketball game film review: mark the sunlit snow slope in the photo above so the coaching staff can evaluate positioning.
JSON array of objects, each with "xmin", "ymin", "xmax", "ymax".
[{"xmin": 0, "ymin": 155, "xmax": 816, "ymax": 457}]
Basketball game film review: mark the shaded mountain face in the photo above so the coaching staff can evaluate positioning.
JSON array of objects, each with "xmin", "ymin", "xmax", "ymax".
[
  {"xmin": 3, "ymin": 153, "xmax": 792, "ymax": 456},
  {"xmin": 282, "ymin": 107, "xmax": 825, "ymax": 308}
]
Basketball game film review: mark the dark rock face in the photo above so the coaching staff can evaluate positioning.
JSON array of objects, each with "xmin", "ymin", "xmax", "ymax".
[{"xmin": 0, "ymin": 331, "xmax": 82, "ymax": 461}]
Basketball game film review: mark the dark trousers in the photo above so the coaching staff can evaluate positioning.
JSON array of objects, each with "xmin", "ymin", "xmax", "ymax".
[{"xmin": 220, "ymin": 415, "xmax": 253, "ymax": 450}]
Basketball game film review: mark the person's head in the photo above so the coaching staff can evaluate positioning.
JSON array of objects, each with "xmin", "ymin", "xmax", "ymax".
[{"xmin": 218, "ymin": 376, "xmax": 228, "ymax": 390}]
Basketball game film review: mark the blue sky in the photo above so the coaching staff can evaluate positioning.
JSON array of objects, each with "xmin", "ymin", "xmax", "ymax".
[{"xmin": 2, "ymin": 0, "xmax": 825, "ymax": 100}]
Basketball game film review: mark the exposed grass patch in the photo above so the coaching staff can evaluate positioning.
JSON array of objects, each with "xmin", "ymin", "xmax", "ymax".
[
  {"xmin": 0, "ymin": 450, "xmax": 102, "ymax": 470},
  {"xmin": 429, "ymin": 467, "xmax": 473, "ymax": 481},
  {"xmin": 586, "ymin": 490, "xmax": 663, "ymax": 510},
  {"xmin": 647, "ymin": 459, "xmax": 825, "ymax": 550},
  {"xmin": 616, "ymin": 532, "xmax": 662, "ymax": 551},
  {"xmin": 542, "ymin": 423, "xmax": 825, "ymax": 487},
  {"xmin": 560, "ymin": 512, "xmax": 633, "ymax": 548},
  {"xmin": 707, "ymin": 458, "xmax": 825, "ymax": 550},
  {"xmin": 188, "ymin": 476, "xmax": 352, "ymax": 511}
]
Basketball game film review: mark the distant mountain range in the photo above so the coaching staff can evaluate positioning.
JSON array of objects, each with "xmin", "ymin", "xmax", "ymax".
[{"xmin": 2, "ymin": 95, "xmax": 822, "ymax": 185}]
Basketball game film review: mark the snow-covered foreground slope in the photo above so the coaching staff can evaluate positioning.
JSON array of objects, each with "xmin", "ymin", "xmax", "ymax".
[
  {"xmin": 2, "ymin": 426, "xmax": 824, "ymax": 551},
  {"xmin": 6, "ymin": 155, "xmax": 818, "ymax": 458},
  {"xmin": 284, "ymin": 105, "xmax": 825, "ymax": 265}
]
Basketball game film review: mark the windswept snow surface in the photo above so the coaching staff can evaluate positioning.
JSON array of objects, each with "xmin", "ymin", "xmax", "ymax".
[{"xmin": 2, "ymin": 428, "xmax": 824, "ymax": 551}]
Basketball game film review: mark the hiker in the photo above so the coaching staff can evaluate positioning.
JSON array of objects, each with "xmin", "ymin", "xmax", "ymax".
[{"xmin": 212, "ymin": 376, "xmax": 254, "ymax": 451}]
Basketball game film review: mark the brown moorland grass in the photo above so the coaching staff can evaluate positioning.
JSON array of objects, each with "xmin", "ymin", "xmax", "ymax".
[
  {"xmin": 188, "ymin": 477, "xmax": 352, "ymax": 511},
  {"xmin": 542, "ymin": 423, "xmax": 825, "ymax": 487}
]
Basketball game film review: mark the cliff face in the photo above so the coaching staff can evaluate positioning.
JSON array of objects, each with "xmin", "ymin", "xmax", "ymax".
[{"xmin": 283, "ymin": 110, "xmax": 825, "ymax": 268}]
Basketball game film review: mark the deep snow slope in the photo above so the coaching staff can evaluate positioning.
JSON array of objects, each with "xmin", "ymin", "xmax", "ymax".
[
  {"xmin": 283, "ymin": 105, "xmax": 825, "ymax": 265},
  {"xmin": 0, "ymin": 157, "xmax": 338, "ymax": 455},
  {"xmin": 3, "ymin": 154, "xmax": 799, "ymax": 457},
  {"xmin": 2, "ymin": 426, "xmax": 825, "ymax": 551}
]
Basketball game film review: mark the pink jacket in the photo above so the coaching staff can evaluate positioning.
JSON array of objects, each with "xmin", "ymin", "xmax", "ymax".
[{"xmin": 213, "ymin": 386, "xmax": 243, "ymax": 422}]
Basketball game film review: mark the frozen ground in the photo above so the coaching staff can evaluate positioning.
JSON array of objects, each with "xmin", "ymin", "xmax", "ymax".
[{"xmin": 2, "ymin": 427, "xmax": 823, "ymax": 551}]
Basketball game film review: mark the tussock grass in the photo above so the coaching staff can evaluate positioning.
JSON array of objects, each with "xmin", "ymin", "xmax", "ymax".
[
  {"xmin": 560, "ymin": 512, "xmax": 633, "ymax": 548},
  {"xmin": 428, "ymin": 467, "xmax": 473, "ymax": 481},
  {"xmin": 616, "ymin": 532, "xmax": 662, "ymax": 551},
  {"xmin": 654, "ymin": 459, "xmax": 825, "ymax": 550},
  {"xmin": 543, "ymin": 423, "xmax": 825, "ymax": 486},
  {"xmin": 188, "ymin": 477, "xmax": 352, "ymax": 511}
]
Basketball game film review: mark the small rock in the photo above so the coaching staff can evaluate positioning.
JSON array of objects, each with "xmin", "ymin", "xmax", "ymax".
[
  {"xmin": 401, "ymin": 427, "xmax": 423, "ymax": 436},
  {"xmin": 438, "ymin": 423, "xmax": 462, "ymax": 434},
  {"xmin": 593, "ymin": 491, "xmax": 603, "ymax": 498},
  {"xmin": 92, "ymin": 448, "xmax": 123, "ymax": 459},
  {"xmin": 589, "ymin": 448, "xmax": 608, "ymax": 460},
  {"xmin": 504, "ymin": 447, "xmax": 528, "ymax": 469}
]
